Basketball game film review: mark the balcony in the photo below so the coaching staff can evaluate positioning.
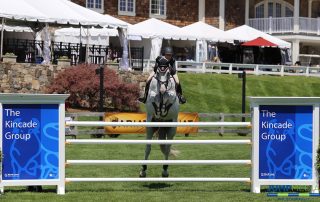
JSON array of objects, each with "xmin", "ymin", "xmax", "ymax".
[{"xmin": 249, "ymin": 17, "xmax": 320, "ymax": 35}]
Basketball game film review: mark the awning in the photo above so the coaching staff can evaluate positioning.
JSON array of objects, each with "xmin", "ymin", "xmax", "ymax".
[{"xmin": 241, "ymin": 37, "xmax": 278, "ymax": 47}]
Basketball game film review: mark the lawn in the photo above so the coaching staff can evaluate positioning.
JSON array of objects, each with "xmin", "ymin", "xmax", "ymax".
[{"xmin": 1, "ymin": 73, "xmax": 320, "ymax": 201}]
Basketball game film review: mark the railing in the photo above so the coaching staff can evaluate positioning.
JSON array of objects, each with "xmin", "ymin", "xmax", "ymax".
[
  {"xmin": 65, "ymin": 112, "xmax": 251, "ymax": 138},
  {"xmin": 65, "ymin": 121, "xmax": 251, "ymax": 184},
  {"xmin": 249, "ymin": 17, "xmax": 320, "ymax": 35},
  {"xmin": 174, "ymin": 61, "xmax": 320, "ymax": 77}
]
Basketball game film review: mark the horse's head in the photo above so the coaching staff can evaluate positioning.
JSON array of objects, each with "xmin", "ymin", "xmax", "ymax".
[{"xmin": 155, "ymin": 64, "xmax": 172, "ymax": 95}]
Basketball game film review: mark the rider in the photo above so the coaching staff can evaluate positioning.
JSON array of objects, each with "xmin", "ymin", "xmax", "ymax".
[{"xmin": 138, "ymin": 47, "xmax": 186, "ymax": 104}]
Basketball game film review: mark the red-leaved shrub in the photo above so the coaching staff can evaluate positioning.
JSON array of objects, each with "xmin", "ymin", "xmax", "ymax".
[{"xmin": 46, "ymin": 64, "xmax": 140, "ymax": 112}]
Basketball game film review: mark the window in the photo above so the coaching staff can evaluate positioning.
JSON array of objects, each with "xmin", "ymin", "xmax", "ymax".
[
  {"xmin": 256, "ymin": 4, "xmax": 264, "ymax": 18},
  {"xmin": 255, "ymin": 0, "xmax": 293, "ymax": 18},
  {"xmin": 268, "ymin": 2, "xmax": 273, "ymax": 17},
  {"xmin": 86, "ymin": 0, "xmax": 103, "ymax": 13},
  {"xmin": 118, "ymin": 0, "xmax": 136, "ymax": 16},
  {"xmin": 285, "ymin": 7, "xmax": 293, "ymax": 17},
  {"xmin": 275, "ymin": 3, "xmax": 281, "ymax": 17},
  {"xmin": 150, "ymin": 0, "xmax": 166, "ymax": 19}
]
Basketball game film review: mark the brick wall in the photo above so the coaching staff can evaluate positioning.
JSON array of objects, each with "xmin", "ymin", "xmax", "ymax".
[
  {"xmin": 71, "ymin": 0, "xmax": 310, "ymax": 29},
  {"xmin": 73, "ymin": 0, "xmax": 199, "ymax": 26},
  {"xmin": 225, "ymin": 0, "xmax": 245, "ymax": 30},
  {"xmin": 205, "ymin": 0, "xmax": 219, "ymax": 27}
]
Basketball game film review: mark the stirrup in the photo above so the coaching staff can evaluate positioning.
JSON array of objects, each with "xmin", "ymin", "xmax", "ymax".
[
  {"xmin": 138, "ymin": 97, "xmax": 146, "ymax": 103},
  {"xmin": 178, "ymin": 95, "xmax": 186, "ymax": 104}
]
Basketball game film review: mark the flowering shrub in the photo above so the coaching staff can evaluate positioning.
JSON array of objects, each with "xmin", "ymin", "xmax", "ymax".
[{"xmin": 47, "ymin": 64, "xmax": 140, "ymax": 112}]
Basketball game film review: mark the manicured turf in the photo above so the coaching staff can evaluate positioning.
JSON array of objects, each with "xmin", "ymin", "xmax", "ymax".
[{"xmin": 1, "ymin": 73, "xmax": 319, "ymax": 201}]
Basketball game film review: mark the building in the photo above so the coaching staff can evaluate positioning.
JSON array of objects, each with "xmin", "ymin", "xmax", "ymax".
[{"xmin": 72, "ymin": 0, "xmax": 320, "ymax": 65}]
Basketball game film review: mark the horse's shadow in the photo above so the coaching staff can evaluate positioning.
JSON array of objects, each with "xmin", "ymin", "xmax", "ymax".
[{"xmin": 142, "ymin": 183, "xmax": 173, "ymax": 189}]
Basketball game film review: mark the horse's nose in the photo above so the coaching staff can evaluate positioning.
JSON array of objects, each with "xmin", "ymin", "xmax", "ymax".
[{"xmin": 160, "ymin": 84, "xmax": 166, "ymax": 94}]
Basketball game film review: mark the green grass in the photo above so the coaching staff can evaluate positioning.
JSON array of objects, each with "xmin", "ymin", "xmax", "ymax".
[
  {"xmin": 2, "ymin": 73, "xmax": 320, "ymax": 201},
  {"xmin": 178, "ymin": 73, "xmax": 320, "ymax": 113}
]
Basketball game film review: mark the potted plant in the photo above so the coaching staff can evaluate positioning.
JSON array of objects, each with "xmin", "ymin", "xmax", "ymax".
[
  {"xmin": 2, "ymin": 52, "xmax": 17, "ymax": 63},
  {"xmin": 57, "ymin": 56, "xmax": 71, "ymax": 67}
]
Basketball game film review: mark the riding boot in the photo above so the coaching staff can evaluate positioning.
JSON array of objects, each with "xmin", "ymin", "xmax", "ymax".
[
  {"xmin": 138, "ymin": 80, "xmax": 151, "ymax": 103},
  {"xmin": 176, "ymin": 83, "xmax": 186, "ymax": 104}
]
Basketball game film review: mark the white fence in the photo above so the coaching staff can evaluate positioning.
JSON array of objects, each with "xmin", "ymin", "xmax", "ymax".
[
  {"xmin": 65, "ymin": 121, "xmax": 252, "ymax": 184},
  {"xmin": 175, "ymin": 61, "xmax": 320, "ymax": 77}
]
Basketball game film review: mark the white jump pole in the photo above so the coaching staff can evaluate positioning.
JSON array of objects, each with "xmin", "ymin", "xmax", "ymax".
[
  {"xmin": 66, "ymin": 121, "xmax": 251, "ymax": 127},
  {"xmin": 66, "ymin": 177, "xmax": 251, "ymax": 183},
  {"xmin": 66, "ymin": 160, "xmax": 252, "ymax": 165},
  {"xmin": 66, "ymin": 139, "xmax": 252, "ymax": 145}
]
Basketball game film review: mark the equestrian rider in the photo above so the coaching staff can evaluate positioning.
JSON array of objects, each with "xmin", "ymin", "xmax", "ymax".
[{"xmin": 138, "ymin": 47, "xmax": 186, "ymax": 104}]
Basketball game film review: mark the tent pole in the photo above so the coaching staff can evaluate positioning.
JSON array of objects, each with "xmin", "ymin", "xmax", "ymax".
[
  {"xmin": 128, "ymin": 40, "xmax": 132, "ymax": 69},
  {"xmin": 0, "ymin": 18, "xmax": 5, "ymax": 60}
]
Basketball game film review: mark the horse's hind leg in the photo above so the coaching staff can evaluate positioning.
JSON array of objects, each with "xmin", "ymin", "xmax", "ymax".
[{"xmin": 140, "ymin": 126, "xmax": 154, "ymax": 178}]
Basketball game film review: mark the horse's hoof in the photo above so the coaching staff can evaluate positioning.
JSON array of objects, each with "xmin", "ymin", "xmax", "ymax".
[
  {"xmin": 162, "ymin": 170, "xmax": 169, "ymax": 178},
  {"xmin": 139, "ymin": 170, "xmax": 146, "ymax": 178}
]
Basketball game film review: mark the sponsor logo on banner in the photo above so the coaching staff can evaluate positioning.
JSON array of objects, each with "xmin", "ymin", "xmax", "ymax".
[
  {"xmin": 259, "ymin": 105, "xmax": 313, "ymax": 180},
  {"xmin": 2, "ymin": 104, "xmax": 59, "ymax": 180},
  {"xmin": 105, "ymin": 112, "xmax": 199, "ymax": 134}
]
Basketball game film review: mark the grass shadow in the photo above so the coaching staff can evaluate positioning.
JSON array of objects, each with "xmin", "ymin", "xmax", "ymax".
[{"xmin": 142, "ymin": 183, "xmax": 173, "ymax": 189}]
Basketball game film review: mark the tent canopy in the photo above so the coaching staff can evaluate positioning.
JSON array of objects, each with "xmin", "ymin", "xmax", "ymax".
[
  {"xmin": 226, "ymin": 25, "xmax": 290, "ymax": 49},
  {"xmin": 241, "ymin": 37, "xmax": 278, "ymax": 47},
  {"xmin": 54, "ymin": 27, "xmax": 119, "ymax": 46},
  {"xmin": 0, "ymin": 25, "xmax": 32, "ymax": 32},
  {"xmin": 128, "ymin": 18, "xmax": 193, "ymax": 40},
  {"xmin": 181, "ymin": 21, "xmax": 234, "ymax": 42},
  {"xmin": 0, "ymin": 0, "xmax": 128, "ymax": 28}
]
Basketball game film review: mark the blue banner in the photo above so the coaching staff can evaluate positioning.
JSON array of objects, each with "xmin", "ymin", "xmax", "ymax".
[
  {"xmin": 259, "ymin": 105, "xmax": 313, "ymax": 179},
  {"xmin": 2, "ymin": 104, "xmax": 59, "ymax": 180}
]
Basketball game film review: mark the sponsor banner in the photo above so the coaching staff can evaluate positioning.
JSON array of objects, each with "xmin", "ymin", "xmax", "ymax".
[
  {"xmin": 259, "ymin": 105, "xmax": 313, "ymax": 180},
  {"xmin": 105, "ymin": 112, "xmax": 199, "ymax": 134},
  {"xmin": 2, "ymin": 104, "xmax": 59, "ymax": 180}
]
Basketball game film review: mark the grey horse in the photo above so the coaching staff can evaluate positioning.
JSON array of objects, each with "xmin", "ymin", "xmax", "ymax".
[{"xmin": 139, "ymin": 65, "xmax": 180, "ymax": 178}]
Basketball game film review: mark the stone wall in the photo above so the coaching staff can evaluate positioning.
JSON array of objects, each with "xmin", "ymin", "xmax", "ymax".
[
  {"xmin": 0, "ymin": 62, "xmax": 149, "ymax": 95},
  {"xmin": 0, "ymin": 62, "xmax": 67, "ymax": 93}
]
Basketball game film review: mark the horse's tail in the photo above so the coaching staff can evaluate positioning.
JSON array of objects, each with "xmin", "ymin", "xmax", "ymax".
[{"xmin": 169, "ymin": 146, "xmax": 180, "ymax": 157}]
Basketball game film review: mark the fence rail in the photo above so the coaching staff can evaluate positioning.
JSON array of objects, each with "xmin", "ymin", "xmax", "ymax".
[
  {"xmin": 66, "ymin": 139, "xmax": 252, "ymax": 145},
  {"xmin": 175, "ymin": 61, "xmax": 320, "ymax": 77},
  {"xmin": 65, "ymin": 112, "xmax": 251, "ymax": 137},
  {"xmin": 66, "ymin": 177, "xmax": 251, "ymax": 182},
  {"xmin": 66, "ymin": 159, "xmax": 251, "ymax": 165}
]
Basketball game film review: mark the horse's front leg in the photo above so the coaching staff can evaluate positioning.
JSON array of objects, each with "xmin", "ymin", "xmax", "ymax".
[
  {"xmin": 140, "ymin": 116, "xmax": 155, "ymax": 178},
  {"xmin": 161, "ymin": 125, "xmax": 177, "ymax": 178}
]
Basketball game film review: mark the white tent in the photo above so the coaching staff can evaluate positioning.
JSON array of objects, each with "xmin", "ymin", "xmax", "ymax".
[
  {"xmin": 0, "ymin": 25, "xmax": 32, "ymax": 33},
  {"xmin": 226, "ymin": 25, "xmax": 291, "ymax": 49},
  {"xmin": 0, "ymin": 0, "xmax": 128, "ymax": 28},
  {"xmin": 128, "ymin": 18, "xmax": 193, "ymax": 40},
  {"xmin": 55, "ymin": 27, "xmax": 118, "ymax": 46},
  {"xmin": 128, "ymin": 18, "xmax": 195, "ymax": 60},
  {"xmin": 181, "ymin": 21, "xmax": 234, "ymax": 42},
  {"xmin": 0, "ymin": 0, "xmax": 129, "ymax": 68}
]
